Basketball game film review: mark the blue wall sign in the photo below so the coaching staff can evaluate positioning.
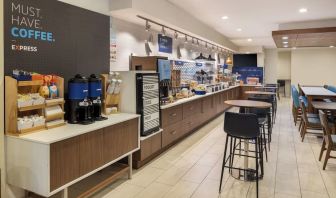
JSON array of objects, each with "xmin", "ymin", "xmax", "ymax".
[
  {"xmin": 158, "ymin": 34, "xmax": 173, "ymax": 54},
  {"xmin": 232, "ymin": 66, "xmax": 264, "ymax": 83}
]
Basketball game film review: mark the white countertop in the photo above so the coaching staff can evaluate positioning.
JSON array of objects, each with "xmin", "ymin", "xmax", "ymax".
[
  {"xmin": 241, "ymin": 84, "xmax": 262, "ymax": 87},
  {"xmin": 161, "ymin": 85, "xmax": 240, "ymax": 109},
  {"xmin": 7, "ymin": 113, "xmax": 140, "ymax": 144}
]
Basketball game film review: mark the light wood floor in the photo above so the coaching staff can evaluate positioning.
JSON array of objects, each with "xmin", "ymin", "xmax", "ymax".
[{"xmin": 77, "ymin": 98, "xmax": 336, "ymax": 198}]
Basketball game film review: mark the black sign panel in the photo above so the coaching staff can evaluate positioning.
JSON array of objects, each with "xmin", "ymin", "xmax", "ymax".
[{"xmin": 4, "ymin": 0, "xmax": 110, "ymax": 86}]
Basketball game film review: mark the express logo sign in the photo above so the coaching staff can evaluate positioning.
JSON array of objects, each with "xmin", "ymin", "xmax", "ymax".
[{"xmin": 10, "ymin": 2, "xmax": 55, "ymax": 52}]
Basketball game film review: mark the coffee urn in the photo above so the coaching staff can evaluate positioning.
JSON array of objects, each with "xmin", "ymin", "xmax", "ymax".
[
  {"xmin": 67, "ymin": 74, "xmax": 94, "ymax": 125},
  {"xmin": 88, "ymin": 74, "xmax": 107, "ymax": 121}
]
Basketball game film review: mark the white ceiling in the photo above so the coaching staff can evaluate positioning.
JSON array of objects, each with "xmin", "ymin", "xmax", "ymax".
[{"xmin": 168, "ymin": 0, "xmax": 336, "ymax": 48}]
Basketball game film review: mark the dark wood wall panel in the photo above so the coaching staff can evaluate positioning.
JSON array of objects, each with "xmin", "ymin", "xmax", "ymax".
[
  {"xmin": 50, "ymin": 118, "xmax": 138, "ymax": 190},
  {"xmin": 103, "ymin": 119, "xmax": 139, "ymax": 163},
  {"xmin": 50, "ymin": 137, "xmax": 80, "ymax": 191},
  {"xmin": 79, "ymin": 129, "xmax": 104, "ymax": 176}
]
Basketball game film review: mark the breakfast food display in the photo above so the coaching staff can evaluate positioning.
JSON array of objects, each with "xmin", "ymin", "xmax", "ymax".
[
  {"xmin": 17, "ymin": 93, "xmax": 45, "ymax": 108},
  {"xmin": 17, "ymin": 115, "xmax": 45, "ymax": 131}
]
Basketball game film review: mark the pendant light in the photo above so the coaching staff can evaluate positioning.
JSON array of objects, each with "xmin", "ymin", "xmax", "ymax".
[
  {"xmin": 195, "ymin": 53, "xmax": 207, "ymax": 60},
  {"xmin": 184, "ymin": 35, "xmax": 188, "ymax": 43},
  {"xmin": 207, "ymin": 54, "xmax": 215, "ymax": 61},
  {"xmin": 226, "ymin": 52, "xmax": 232, "ymax": 64}
]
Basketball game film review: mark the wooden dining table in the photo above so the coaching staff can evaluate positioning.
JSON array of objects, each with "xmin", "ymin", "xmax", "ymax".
[
  {"xmin": 224, "ymin": 100, "xmax": 272, "ymax": 180},
  {"xmin": 255, "ymin": 86, "xmax": 278, "ymax": 90},
  {"xmin": 312, "ymin": 101, "xmax": 336, "ymax": 133},
  {"xmin": 225, "ymin": 99, "xmax": 272, "ymax": 109},
  {"xmin": 311, "ymin": 101, "xmax": 336, "ymax": 111},
  {"xmin": 300, "ymin": 86, "xmax": 336, "ymax": 112}
]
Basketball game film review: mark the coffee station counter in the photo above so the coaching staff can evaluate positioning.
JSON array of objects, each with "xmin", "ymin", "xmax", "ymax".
[
  {"xmin": 161, "ymin": 85, "xmax": 241, "ymax": 109},
  {"xmin": 6, "ymin": 113, "xmax": 140, "ymax": 197},
  {"xmin": 7, "ymin": 113, "xmax": 140, "ymax": 144}
]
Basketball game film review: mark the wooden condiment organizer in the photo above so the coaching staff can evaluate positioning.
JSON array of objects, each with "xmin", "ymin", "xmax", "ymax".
[{"xmin": 5, "ymin": 76, "xmax": 65, "ymax": 136}]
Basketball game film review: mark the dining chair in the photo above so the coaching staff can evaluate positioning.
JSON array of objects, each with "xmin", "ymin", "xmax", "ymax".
[
  {"xmin": 300, "ymin": 101, "xmax": 322, "ymax": 142},
  {"xmin": 265, "ymin": 83, "xmax": 280, "ymax": 100},
  {"xmin": 291, "ymin": 85, "xmax": 301, "ymax": 126},
  {"xmin": 318, "ymin": 110, "xmax": 336, "ymax": 170},
  {"xmin": 325, "ymin": 85, "xmax": 336, "ymax": 93}
]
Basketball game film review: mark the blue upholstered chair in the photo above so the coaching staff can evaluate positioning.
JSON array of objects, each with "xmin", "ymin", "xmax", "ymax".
[
  {"xmin": 291, "ymin": 85, "xmax": 301, "ymax": 125},
  {"xmin": 326, "ymin": 85, "xmax": 336, "ymax": 93}
]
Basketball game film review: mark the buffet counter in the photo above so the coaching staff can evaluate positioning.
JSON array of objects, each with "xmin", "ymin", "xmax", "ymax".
[
  {"xmin": 6, "ymin": 113, "xmax": 140, "ymax": 197},
  {"xmin": 161, "ymin": 85, "xmax": 241, "ymax": 109},
  {"xmin": 134, "ymin": 85, "xmax": 242, "ymax": 168}
]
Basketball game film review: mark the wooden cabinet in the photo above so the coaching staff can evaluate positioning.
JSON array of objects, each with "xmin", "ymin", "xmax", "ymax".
[
  {"xmin": 50, "ymin": 137, "xmax": 80, "ymax": 191},
  {"xmin": 79, "ymin": 129, "xmax": 104, "ymax": 176},
  {"xmin": 162, "ymin": 121, "xmax": 183, "ymax": 147},
  {"xmin": 134, "ymin": 132, "xmax": 162, "ymax": 161},
  {"xmin": 216, "ymin": 93, "xmax": 224, "ymax": 113},
  {"xmin": 183, "ymin": 99, "xmax": 201, "ymax": 119},
  {"xmin": 50, "ymin": 118, "xmax": 139, "ymax": 191},
  {"xmin": 201, "ymin": 96, "xmax": 214, "ymax": 120},
  {"xmin": 103, "ymin": 119, "xmax": 138, "ymax": 163},
  {"xmin": 161, "ymin": 105, "xmax": 183, "ymax": 127}
]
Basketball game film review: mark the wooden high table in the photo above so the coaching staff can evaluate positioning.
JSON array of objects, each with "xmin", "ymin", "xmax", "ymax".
[
  {"xmin": 224, "ymin": 100, "xmax": 272, "ymax": 180},
  {"xmin": 245, "ymin": 91, "xmax": 276, "ymax": 96},
  {"xmin": 300, "ymin": 87, "xmax": 336, "ymax": 112}
]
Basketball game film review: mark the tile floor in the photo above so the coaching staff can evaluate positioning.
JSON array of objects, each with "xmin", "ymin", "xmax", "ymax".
[{"xmin": 55, "ymin": 98, "xmax": 336, "ymax": 198}]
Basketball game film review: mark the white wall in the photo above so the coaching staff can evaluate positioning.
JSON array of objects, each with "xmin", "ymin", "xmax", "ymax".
[
  {"xmin": 264, "ymin": 49, "xmax": 278, "ymax": 83},
  {"xmin": 291, "ymin": 48, "xmax": 336, "ymax": 86},
  {"xmin": 110, "ymin": 17, "xmax": 225, "ymax": 71},
  {"xmin": 58, "ymin": 0, "xmax": 110, "ymax": 14},
  {"xmin": 277, "ymin": 51, "xmax": 291, "ymax": 79},
  {"xmin": 110, "ymin": 0, "xmax": 238, "ymax": 51}
]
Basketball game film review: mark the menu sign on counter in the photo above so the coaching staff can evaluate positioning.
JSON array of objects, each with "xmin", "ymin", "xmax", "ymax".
[{"xmin": 158, "ymin": 34, "xmax": 173, "ymax": 54}]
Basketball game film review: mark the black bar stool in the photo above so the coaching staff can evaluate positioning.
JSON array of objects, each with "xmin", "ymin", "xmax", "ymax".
[
  {"xmin": 219, "ymin": 112, "xmax": 262, "ymax": 198},
  {"xmin": 248, "ymin": 96, "xmax": 274, "ymax": 145}
]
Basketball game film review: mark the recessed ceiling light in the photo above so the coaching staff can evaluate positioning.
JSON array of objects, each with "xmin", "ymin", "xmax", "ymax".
[
  {"xmin": 247, "ymin": 38, "xmax": 252, "ymax": 42},
  {"xmin": 282, "ymin": 36, "xmax": 288, "ymax": 40},
  {"xmin": 283, "ymin": 41, "xmax": 288, "ymax": 44},
  {"xmin": 246, "ymin": 52, "xmax": 250, "ymax": 54},
  {"xmin": 330, "ymin": 45, "xmax": 335, "ymax": 48},
  {"xmin": 284, "ymin": 45, "xmax": 288, "ymax": 48},
  {"xmin": 292, "ymin": 47, "xmax": 297, "ymax": 50},
  {"xmin": 236, "ymin": 28, "xmax": 242, "ymax": 32},
  {"xmin": 221, "ymin": 16, "xmax": 229, "ymax": 20},
  {"xmin": 299, "ymin": 8, "xmax": 308, "ymax": 13}
]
